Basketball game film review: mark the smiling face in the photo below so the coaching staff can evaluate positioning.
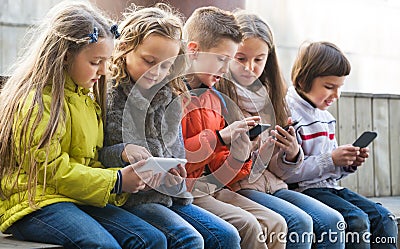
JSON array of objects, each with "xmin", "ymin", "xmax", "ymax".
[
  {"xmin": 189, "ymin": 38, "xmax": 239, "ymax": 88},
  {"xmin": 67, "ymin": 38, "xmax": 114, "ymax": 89},
  {"xmin": 231, "ymin": 37, "xmax": 269, "ymax": 87},
  {"xmin": 302, "ymin": 75, "xmax": 346, "ymax": 110},
  {"xmin": 125, "ymin": 34, "xmax": 180, "ymax": 91}
]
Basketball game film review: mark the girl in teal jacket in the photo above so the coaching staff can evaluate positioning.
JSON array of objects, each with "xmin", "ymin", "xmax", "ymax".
[{"xmin": 0, "ymin": 1, "xmax": 167, "ymax": 248}]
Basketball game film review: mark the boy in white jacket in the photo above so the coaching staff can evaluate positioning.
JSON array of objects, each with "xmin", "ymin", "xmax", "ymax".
[{"xmin": 271, "ymin": 41, "xmax": 398, "ymax": 249}]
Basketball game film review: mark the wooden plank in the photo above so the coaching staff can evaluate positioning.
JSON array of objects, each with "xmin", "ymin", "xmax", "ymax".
[
  {"xmin": 372, "ymin": 98, "xmax": 391, "ymax": 196},
  {"xmin": 389, "ymin": 99, "xmax": 400, "ymax": 195},
  {"xmin": 337, "ymin": 96, "xmax": 358, "ymax": 191},
  {"xmin": 355, "ymin": 97, "xmax": 375, "ymax": 197}
]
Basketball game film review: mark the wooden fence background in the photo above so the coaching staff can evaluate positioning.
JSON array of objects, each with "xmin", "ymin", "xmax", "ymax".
[{"xmin": 330, "ymin": 92, "xmax": 400, "ymax": 197}]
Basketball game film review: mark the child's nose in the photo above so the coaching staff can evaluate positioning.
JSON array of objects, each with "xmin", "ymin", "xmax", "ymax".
[
  {"xmin": 333, "ymin": 88, "xmax": 341, "ymax": 99},
  {"xmin": 220, "ymin": 61, "xmax": 229, "ymax": 74},
  {"xmin": 148, "ymin": 64, "xmax": 161, "ymax": 77},
  {"xmin": 245, "ymin": 61, "xmax": 254, "ymax": 71}
]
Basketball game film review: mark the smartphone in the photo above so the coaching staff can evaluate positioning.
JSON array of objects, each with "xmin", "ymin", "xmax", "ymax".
[
  {"xmin": 282, "ymin": 117, "xmax": 302, "ymax": 131},
  {"xmin": 277, "ymin": 118, "xmax": 302, "ymax": 136},
  {"xmin": 248, "ymin": 124, "xmax": 271, "ymax": 140},
  {"xmin": 136, "ymin": 157, "xmax": 187, "ymax": 175},
  {"xmin": 352, "ymin": 131, "xmax": 377, "ymax": 148}
]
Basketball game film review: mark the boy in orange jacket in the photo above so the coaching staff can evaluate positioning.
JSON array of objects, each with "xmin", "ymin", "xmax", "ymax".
[{"xmin": 181, "ymin": 6, "xmax": 287, "ymax": 249}]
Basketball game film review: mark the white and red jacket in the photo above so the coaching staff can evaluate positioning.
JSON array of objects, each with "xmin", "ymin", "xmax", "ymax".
[{"xmin": 269, "ymin": 86, "xmax": 356, "ymax": 192}]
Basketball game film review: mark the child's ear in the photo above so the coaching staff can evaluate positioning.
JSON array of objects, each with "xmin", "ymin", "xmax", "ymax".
[
  {"xmin": 187, "ymin": 41, "xmax": 199, "ymax": 52},
  {"xmin": 187, "ymin": 41, "xmax": 199, "ymax": 59}
]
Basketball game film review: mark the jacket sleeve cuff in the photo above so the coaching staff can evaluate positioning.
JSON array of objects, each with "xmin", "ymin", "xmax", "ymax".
[
  {"xmin": 215, "ymin": 130, "xmax": 227, "ymax": 146},
  {"xmin": 111, "ymin": 170, "xmax": 123, "ymax": 194},
  {"xmin": 281, "ymin": 148, "xmax": 304, "ymax": 165},
  {"xmin": 99, "ymin": 143, "xmax": 127, "ymax": 167},
  {"xmin": 343, "ymin": 165, "xmax": 357, "ymax": 173},
  {"xmin": 317, "ymin": 152, "xmax": 336, "ymax": 171}
]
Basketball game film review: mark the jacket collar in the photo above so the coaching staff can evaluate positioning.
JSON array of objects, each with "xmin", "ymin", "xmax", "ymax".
[
  {"xmin": 121, "ymin": 78, "xmax": 173, "ymax": 112},
  {"xmin": 288, "ymin": 86, "xmax": 315, "ymax": 111},
  {"xmin": 64, "ymin": 74, "xmax": 90, "ymax": 95}
]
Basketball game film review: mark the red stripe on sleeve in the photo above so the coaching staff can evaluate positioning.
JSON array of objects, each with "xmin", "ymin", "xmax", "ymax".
[{"xmin": 301, "ymin": 132, "xmax": 335, "ymax": 140}]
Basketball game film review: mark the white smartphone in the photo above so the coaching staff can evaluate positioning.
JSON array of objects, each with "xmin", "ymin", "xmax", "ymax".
[{"xmin": 135, "ymin": 157, "xmax": 187, "ymax": 175}]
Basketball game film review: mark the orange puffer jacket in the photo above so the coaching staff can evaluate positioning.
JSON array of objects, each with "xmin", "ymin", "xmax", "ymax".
[{"xmin": 181, "ymin": 87, "xmax": 252, "ymax": 191}]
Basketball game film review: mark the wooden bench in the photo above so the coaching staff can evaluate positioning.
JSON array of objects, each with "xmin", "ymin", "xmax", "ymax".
[{"xmin": 0, "ymin": 233, "xmax": 62, "ymax": 249}]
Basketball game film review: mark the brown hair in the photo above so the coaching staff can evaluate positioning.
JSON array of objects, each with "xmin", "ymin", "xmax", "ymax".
[
  {"xmin": 184, "ymin": 6, "xmax": 243, "ymax": 49},
  {"xmin": 291, "ymin": 41, "xmax": 351, "ymax": 93}
]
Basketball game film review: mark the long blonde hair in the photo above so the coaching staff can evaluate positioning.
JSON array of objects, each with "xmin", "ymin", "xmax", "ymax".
[
  {"xmin": 110, "ymin": 3, "xmax": 189, "ymax": 98},
  {"xmin": 0, "ymin": 1, "xmax": 114, "ymax": 206}
]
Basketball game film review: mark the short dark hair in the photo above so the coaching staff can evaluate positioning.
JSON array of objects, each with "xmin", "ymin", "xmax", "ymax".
[
  {"xmin": 184, "ymin": 6, "xmax": 242, "ymax": 49},
  {"xmin": 291, "ymin": 41, "xmax": 351, "ymax": 92}
]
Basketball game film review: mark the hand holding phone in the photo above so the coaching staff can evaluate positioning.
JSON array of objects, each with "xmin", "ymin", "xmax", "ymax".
[
  {"xmin": 352, "ymin": 131, "xmax": 377, "ymax": 148},
  {"xmin": 248, "ymin": 124, "xmax": 271, "ymax": 141},
  {"xmin": 135, "ymin": 157, "xmax": 187, "ymax": 176},
  {"xmin": 282, "ymin": 117, "xmax": 302, "ymax": 131},
  {"xmin": 278, "ymin": 118, "xmax": 302, "ymax": 136}
]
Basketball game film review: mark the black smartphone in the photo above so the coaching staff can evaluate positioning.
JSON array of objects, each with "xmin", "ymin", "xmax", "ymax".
[
  {"xmin": 248, "ymin": 124, "xmax": 271, "ymax": 141},
  {"xmin": 277, "ymin": 118, "xmax": 302, "ymax": 136},
  {"xmin": 282, "ymin": 117, "xmax": 302, "ymax": 131},
  {"xmin": 352, "ymin": 131, "xmax": 377, "ymax": 148}
]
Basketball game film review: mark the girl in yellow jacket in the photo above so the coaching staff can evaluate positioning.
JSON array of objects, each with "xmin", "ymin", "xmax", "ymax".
[{"xmin": 0, "ymin": 1, "xmax": 168, "ymax": 248}]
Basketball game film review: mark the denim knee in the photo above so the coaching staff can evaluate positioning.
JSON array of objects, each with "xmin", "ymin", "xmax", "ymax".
[
  {"xmin": 172, "ymin": 228, "xmax": 203, "ymax": 249},
  {"xmin": 371, "ymin": 210, "xmax": 398, "ymax": 241},
  {"xmin": 319, "ymin": 209, "xmax": 344, "ymax": 232},
  {"xmin": 346, "ymin": 211, "xmax": 369, "ymax": 233},
  {"xmin": 124, "ymin": 228, "xmax": 167, "ymax": 249},
  {"xmin": 286, "ymin": 211, "xmax": 312, "ymax": 236},
  {"xmin": 206, "ymin": 222, "xmax": 241, "ymax": 249},
  {"xmin": 286, "ymin": 212, "xmax": 313, "ymax": 246},
  {"xmin": 180, "ymin": 235, "xmax": 204, "ymax": 249}
]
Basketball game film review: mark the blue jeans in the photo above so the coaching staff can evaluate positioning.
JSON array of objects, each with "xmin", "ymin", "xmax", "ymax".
[
  {"xmin": 170, "ymin": 203, "xmax": 241, "ymax": 249},
  {"xmin": 303, "ymin": 188, "xmax": 398, "ymax": 249},
  {"xmin": 6, "ymin": 202, "xmax": 166, "ymax": 249},
  {"xmin": 238, "ymin": 189, "xmax": 313, "ymax": 249},
  {"xmin": 274, "ymin": 189, "xmax": 345, "ymax": 249},
  {"xmin": 239, "ymin": 189, "xmax": 346, "ymax": 249},
  {"xmin": 128, "ymin": 203, "xmax": 241, "ymax": 249}
]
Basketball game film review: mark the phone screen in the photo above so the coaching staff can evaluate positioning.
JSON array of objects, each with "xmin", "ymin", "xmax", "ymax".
[
  {"xmin": 352, "ymin": 131, "xmax": 377, "ymax": 148},
  {"xmin": 282, "ymin": 118, "xmax": 302, "ymax": 131},
  {"xmin": 248, "ymin": 124, "xmax": 271, "ymax": 140}
]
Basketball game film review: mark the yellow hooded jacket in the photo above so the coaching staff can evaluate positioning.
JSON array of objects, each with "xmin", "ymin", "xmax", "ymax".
[{"xmin": 0, "ymin": 75, "xmax": 128, "ymax": 232}]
